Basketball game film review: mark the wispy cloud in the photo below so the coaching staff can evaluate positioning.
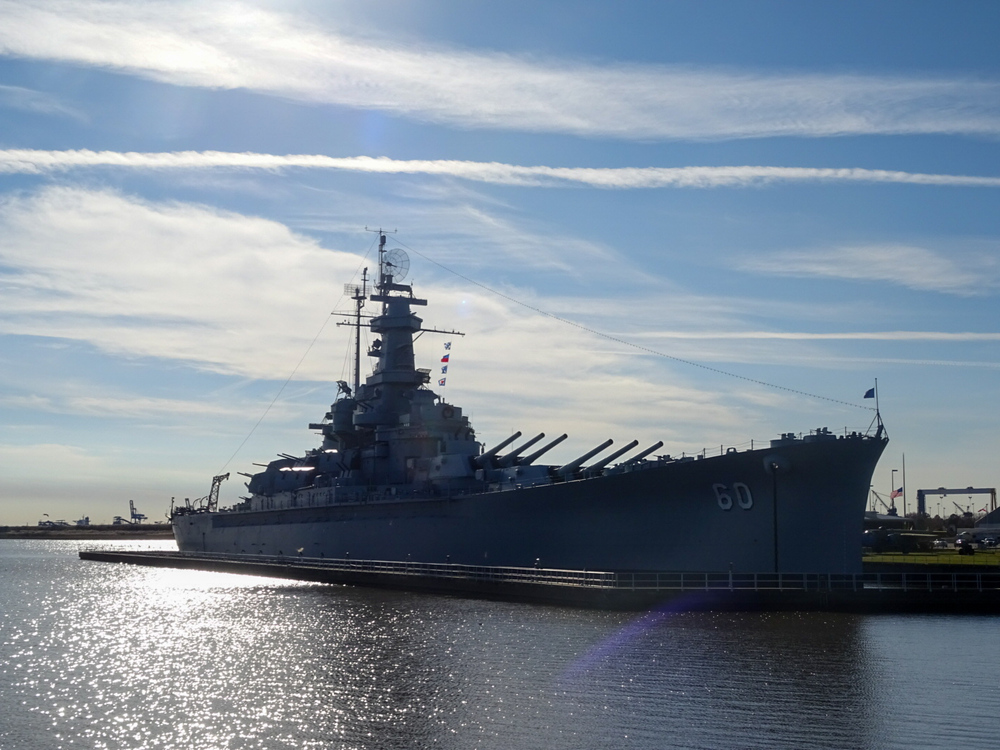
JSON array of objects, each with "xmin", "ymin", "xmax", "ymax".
[
  {"xmin": 0, "ymin": 442, "xmax": 109, "ymax": 479},
  {"xmin": 0, "ymin": 84, "xmax": 87, "ymax": 121},
  {"xmin": 0, "ymin": 185, "xmax": 364, "ymax": 380},
  {"xmin": 1, "ymin": 1, "xmax": 1000, "ymax": 140},
  {"xmin": 741, "ymin": 244, "xmax": 997, "ymax": 295},
  {"xmin": 638, "ymin": 330, "xmax": 1000, "ymax": 341},
  {"xmin": 3, "ymin": 149, "xmax": 1000, "ymax": 189}
]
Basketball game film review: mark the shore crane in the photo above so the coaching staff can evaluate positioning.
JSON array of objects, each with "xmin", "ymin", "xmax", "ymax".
[{"xmin": 916, "ymin": 487, "xmax": 997, "ymax": 519}]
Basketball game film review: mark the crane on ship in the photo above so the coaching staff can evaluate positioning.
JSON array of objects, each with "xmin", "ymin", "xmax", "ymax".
[{"xmin": 170, "ymin": 473, "xmax": 230, "ymax": 517}]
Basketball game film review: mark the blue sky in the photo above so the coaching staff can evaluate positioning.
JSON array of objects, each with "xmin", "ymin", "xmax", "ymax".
[{"xmin": 1, "ymin": 0, "xmax": 998, "ymax": 525}]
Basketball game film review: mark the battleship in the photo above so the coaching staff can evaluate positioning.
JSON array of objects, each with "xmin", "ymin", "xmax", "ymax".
[{"xmin": 172, "ymin": 232, "xmax": 888, "ymax": 575}]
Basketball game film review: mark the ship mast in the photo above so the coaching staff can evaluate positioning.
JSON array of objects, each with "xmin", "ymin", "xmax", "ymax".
[
  {"xmin": 352, "ymin": 267, "xmax": 368, "ymax": 395},
  {"xmin": 377, "ymin": 231, "xmax": 388, "ymax": 290}
]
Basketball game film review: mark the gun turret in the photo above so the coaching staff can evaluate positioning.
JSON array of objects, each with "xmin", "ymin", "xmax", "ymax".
[
  {"xmin": 586, "ymin": 440, "xmax": 639, "ymax": 473},
  {"xmin": 556, "ymin": 439, "xmax": 613, "ymax": 476},
  {"xmin": 496, "ymin": 433, "xmax": 545, "ymax": 468},
  {"xmin": 519, "ymin": 434, "xmax": 568, "ymax": 466},
  {"xmin": 473, "ymin": 432, "xmax": 522, "ymax": 469}
]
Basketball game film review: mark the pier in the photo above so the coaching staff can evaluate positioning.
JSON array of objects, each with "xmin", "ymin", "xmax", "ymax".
[{"xmin": 79, "ymin": 549, "xmax": 1000, "ymax": 612}]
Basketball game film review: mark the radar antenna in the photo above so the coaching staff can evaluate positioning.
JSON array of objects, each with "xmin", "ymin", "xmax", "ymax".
[{"xmin": 384, "ymin": 247, "xmax": 410, "ymax": 283}]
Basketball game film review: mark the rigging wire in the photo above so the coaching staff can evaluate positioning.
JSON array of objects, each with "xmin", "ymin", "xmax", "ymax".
[
  {"xmin": 218, "ymin": 238, "xmax": 380, "ymax": 473},
  {"xmin": 391, "ymin": 237, "xmax": 875, "ymax": 413}
]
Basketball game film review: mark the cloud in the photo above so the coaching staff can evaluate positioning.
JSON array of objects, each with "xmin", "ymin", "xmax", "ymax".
[
  {"xmin": 741, "ymin": 244, "xmax": 996, "ymax": 295},
  {"xmin": 637, "ymin": 330, "xmax": 1000, "ymax": 341},
  {"xmin": 0, "ymin": 442, "xmax": 109, "ymax": 480},
  {"xmin": 0, "ymin": 185, "xmax": 365, "ymax": 380},
  {"xmin": 4, "ymin": 149, "xmax": 1000, "ymax": 190},
  {"xmin": 0, "ymin": 391, "xmax": 246, "ymax": 420},
  {"xmin": 3, "ymin": 186, "xmax": 993, "ymax": 388},
  {"xmin": 0, "ymin": 84, "xmax": 87, "ymax": 121},
  {"xmin": 2, "ymin": 1, "xmax": 1000, "ymax": 140}
]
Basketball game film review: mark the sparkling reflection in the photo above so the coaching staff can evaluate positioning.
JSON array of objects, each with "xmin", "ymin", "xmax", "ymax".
[{"xmin": 1, "ymin": 540, "xmax": 999, "ymax": 749}]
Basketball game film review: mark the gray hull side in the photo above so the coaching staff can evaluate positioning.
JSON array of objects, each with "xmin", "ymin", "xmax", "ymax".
[{"xmin": 173, "ymin": 437, "xmax": 885, "ymax": 574}]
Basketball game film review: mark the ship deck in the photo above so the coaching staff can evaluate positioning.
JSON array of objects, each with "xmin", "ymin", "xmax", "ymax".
[{"xmin": 79, "ymin": 549, "xmax": 1000, "ymax": 612}]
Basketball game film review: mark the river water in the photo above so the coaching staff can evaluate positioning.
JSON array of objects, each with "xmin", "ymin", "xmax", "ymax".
[{"xmin": 1, "ymin": 539, "xmax": 997, "ymax": 750}]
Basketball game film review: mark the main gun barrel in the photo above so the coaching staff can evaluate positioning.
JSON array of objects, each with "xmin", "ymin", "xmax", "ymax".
[
  {"xmin": 556, "ymin": 439, "xmax": 613, "ymax": 476},
  {"xmin": 473, "ymin": 431, "xmax": 522, "ymax": 468},
  {"xmin": 497, "ymin": 433, "xmax": 545, "ymax": 468},
  {"xmin": 586, "ymin": 440, "xmax": 639, "ymax": 472},
  {"xmin": 622, "ymin": 441, "xmax": 664, "ymax": 466},
  {"xmin": 519, "ymin": 434, "xmax": 568, "ymax": 465}
]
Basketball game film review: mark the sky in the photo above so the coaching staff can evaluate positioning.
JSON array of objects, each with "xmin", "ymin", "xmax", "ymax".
[{"xmin": 0, "ymin": 0, "xmax": 998, "ymax": 525}]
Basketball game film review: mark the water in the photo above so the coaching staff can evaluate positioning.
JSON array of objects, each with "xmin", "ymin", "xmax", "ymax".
[{"xmin": 1, "ymin": 540, "xmax": 998, "ymax": 749}]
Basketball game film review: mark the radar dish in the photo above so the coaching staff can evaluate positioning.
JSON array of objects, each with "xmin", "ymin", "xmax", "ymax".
[{"xmin": 384, "ymin": 248, "xmax": 410, "ymax": 283}]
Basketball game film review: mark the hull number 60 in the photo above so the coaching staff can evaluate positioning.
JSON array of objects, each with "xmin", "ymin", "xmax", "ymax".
[{"xmin": 713, "ymin": 483, "xmax": 753, "ymax": 510}]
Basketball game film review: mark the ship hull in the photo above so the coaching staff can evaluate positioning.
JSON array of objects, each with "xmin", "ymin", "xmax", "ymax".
[{"xmin": 174, "ymin": 435, "xmax": 885, "ymax": 575}]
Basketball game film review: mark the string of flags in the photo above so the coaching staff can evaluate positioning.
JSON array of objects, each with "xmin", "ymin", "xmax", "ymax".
[{"xmin": 438, "ymin": 341, "xmax": 452, "ymax": 386}]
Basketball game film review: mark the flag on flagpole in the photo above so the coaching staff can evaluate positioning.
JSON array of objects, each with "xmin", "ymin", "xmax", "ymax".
[
  {"xmin": 441, "ymin": 365, "xmax": 448, "ymax": 374},
  {"xmin": 441, "ymin": 353, "xmax": 450, "ymax": 363},
  {"xmin": 443, "ymin": 342, "xmax": 451, "ymax": 350},
  {"xmin": 438, "ymin": 378, "xmax": 446, "ymax": 386},
  {"xmin": 864, "ymin": 387, "xmax": 875, "ymax": 399},
  {"xmin": 890, "ymin": 487, "xmax": 902, "ymax": 499}
]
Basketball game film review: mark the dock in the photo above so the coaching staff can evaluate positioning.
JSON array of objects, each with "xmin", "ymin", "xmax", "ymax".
[{"xmin": 78, "ymin": 549, "xmax": 1000, "ymax": 612}]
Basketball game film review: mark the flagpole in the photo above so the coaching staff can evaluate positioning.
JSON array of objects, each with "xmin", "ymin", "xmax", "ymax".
[{"xmin": 902, "ymin": 452, "xmax": 907, "ymax": 519}]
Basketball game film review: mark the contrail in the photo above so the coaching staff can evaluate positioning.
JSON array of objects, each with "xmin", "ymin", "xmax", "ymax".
[{"xmin": 2, "ymin": 149, "xmax": 1000, "ymax": 189}]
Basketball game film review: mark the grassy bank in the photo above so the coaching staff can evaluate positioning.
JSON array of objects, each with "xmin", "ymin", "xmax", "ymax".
[{"xmin": 864, "ymin": 550, "xmax": 1000, "ymax": 567}]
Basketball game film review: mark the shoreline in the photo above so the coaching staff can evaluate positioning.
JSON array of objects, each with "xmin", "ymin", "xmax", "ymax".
[{"xmin": 1, "ymin": 525, "xmax": 175, "ymax": 540}]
